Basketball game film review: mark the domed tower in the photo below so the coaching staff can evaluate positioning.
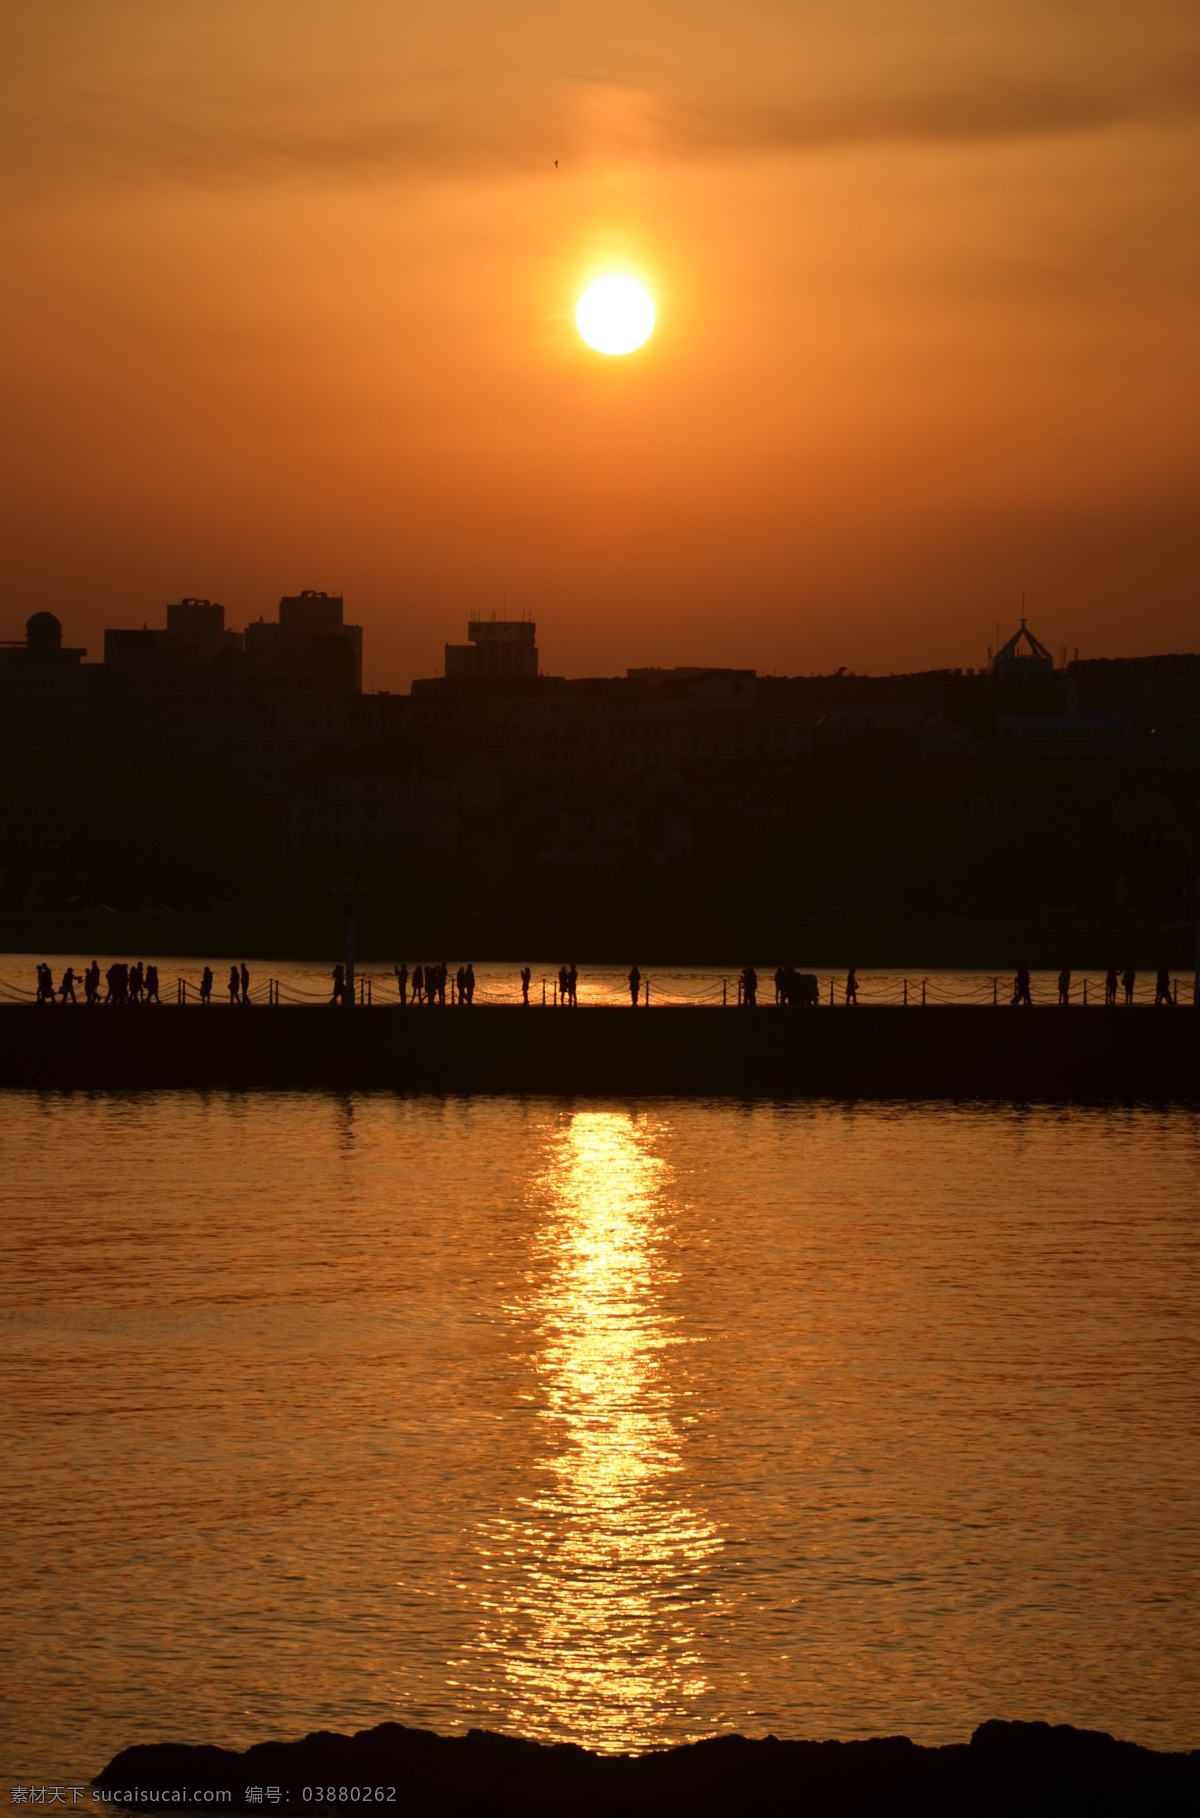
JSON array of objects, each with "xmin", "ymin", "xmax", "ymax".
[{"xmin": 25, "ymin": 611, "xmax": 63, "ymax": 653}]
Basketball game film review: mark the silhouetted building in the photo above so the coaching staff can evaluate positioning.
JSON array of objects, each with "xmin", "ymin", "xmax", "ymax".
[
  {"xmin": 104, "ymin": 627, "xmax": 170, "ymax": 669},
  {"xmin": 445, "ymin": 617, "xmax": 538, "ymax": 680},
  {"xmin": 991, "ymin": 617, "xmax": 1054, "ymax": 686},
  {"xmin": 164, "ymin": 599, "xmax": 242, "ymax": 663},
  {"xmin": 103, "ymin": 602, "xmax": 241, "ymax": 670},
  {"xmin": 3, "ymin": 589, "xmax": 1199, "ymax": 936},
  {"xmin": 0, "ymin": 612, "xmax": 90, "ymax": 745},
  {"xmin": 1067, "ymin": 653, "xmax": 1200, "ymax": 730},
  {"xmin": 245, "ymin": 591, "xmax": 363, "ymax": 692},
  {"xmin": 283, "ymin": 750, "xmax": 458, "ymax": 861}
]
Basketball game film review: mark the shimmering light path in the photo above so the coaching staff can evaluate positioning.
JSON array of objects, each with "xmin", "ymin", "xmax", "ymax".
[{"xmin": 2, "ymin": 1097, "xmax": 1198, "ymax": 1780}]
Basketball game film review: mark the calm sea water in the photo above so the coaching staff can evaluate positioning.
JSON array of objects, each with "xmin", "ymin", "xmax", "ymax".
[{"xmin": 2, "ymin": 1094, "xmax": 1199, "ymax": 1782}]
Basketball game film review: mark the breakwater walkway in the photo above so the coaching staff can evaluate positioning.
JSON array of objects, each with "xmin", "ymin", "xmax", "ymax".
[{"xmin": 2, "ymin": 1003, "xmax": 1195, "ymax": 1097}]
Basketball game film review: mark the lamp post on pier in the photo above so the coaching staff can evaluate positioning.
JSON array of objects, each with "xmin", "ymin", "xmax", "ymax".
[{"xmin": 336, "ymin": 874, "xmax": 367, "ymax": 1006}]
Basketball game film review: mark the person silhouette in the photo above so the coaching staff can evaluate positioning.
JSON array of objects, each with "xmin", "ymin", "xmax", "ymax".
[
  {"xmin": 200, "ymin": 965, "xmax": 213, "ymax": 1006},
  {"xmin": 412, "ymin": 964, "xmax": 424, "ymax": 1005},
  {"xmin": 58, "ymin": 965, "xmax": 78, "ymax": 1005},
  {"xmin": 1057, "ymin": 967, "xmax": 1071, "ymax": 1006},
  {"xmin": 129, "ymin": 961, "xmax": 143, "ymax": 1004},
  {"xmin": 742, "ymin": 965, "xmax": 758, "ymax": 1007},
  {"xmin": 228, "ymin": 965, "xmax": 239, "ymax": 1005},
  {"xmin": 437, "ymin": 963, "xmax": 448, "ymax": 1006},
  {"xmin": 628, "ymin": 964, "xmax": 641, "ymax": 1006},
  {"xmin": 567, "ymin": 963, "xmax": 577, "ymax": 1007},
  {"xmin": 1122, "ymin": 966, "xmax": 1135, "ymax": 1005},
  {"xmin": 35, "ymin": 962, "xmax": 56, "ymax": 1005},
  {"xmin": 455, "ymin": 965, "xmax": 466, "ymax": 1006},
  {"xmin": 1154, "ymin": 965, "xmax": 1173, "ymax": 1006},
  {"xmin": 240, "ymin": 962, "xmax": 250, "ymax": 1005},
  {"xmin": 395, "ymin": 963, "xmax": 408, "ymax": 1005},
  {"xmin": 558, "ymin": 964, "xmax": 569, "ymax": 1006},
  {"xmin": 84, "ymin": 960, "xmax": 100, "ymax": 1005},
  {"xmin": 145, "ymin": 964, "xmax": 160, "ymax": 1004},
  {"xmin": 1105, "ymin": 965, "xmax": 1118, "ymax": 1006},
  {"xmin": 845, "ymin": 968, "xmax": 858, "ymax": 1006},
  {"xmin": 1011, "ymin": 966, "xmax": 1032, "ymax": 1007},
  {"xmin": 331, "ymin": 963, "xmax": 345, "ymax": 1005},
  {"xmin": 465, "ymin": 962, "xmax": 476, "ymax": 1005},
  {"xmin": 520, "ymin": 965, "xmax": 531, "ymax": 1006}
]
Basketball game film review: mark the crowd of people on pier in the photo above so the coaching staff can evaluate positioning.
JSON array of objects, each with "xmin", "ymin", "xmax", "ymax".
[
  {"xmin": 26, "ymin": 958, "xmax": 1184, "ymax": 1008},
  {"xmin": 34, "ymin": 960, "xmax": 169, "ymax": 1006},
  {"xmin": 386, "ymin": 962, "xmax": 574, "ymax": 1006},
  {"xmin": 1014, "ymin": 964, "xmax": 1176, "ymax": 1007},
  {"xmin": 31, "ymin": 960, "xmax": 253, "ymax": 1005}
]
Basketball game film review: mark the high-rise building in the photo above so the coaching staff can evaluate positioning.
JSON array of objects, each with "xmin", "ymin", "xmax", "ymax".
[
  {"xmin": 166, "ymin": 598, "xmax": 227, "ymax": 663},
  {"xmin": 245, "ymin": 591, "xmax": 362, "ymax": 691},
  {"xmin": 444, "ymin": 618, "xmax": 538, "ymax": 680}
]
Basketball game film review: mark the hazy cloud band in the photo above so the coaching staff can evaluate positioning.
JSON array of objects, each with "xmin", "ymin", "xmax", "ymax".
[{"xmin": 3, "ymin": 1, "xmax": 1199, "ymax": 193}]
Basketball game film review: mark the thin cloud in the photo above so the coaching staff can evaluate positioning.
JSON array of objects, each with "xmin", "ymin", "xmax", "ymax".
[{"xmin": 2, "ymin": 3, "xmax": 1198, "ymax": 194}]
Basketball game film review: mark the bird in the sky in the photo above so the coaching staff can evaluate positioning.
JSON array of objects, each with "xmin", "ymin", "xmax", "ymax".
[{"xmin": 554, "ymin": 159, "xmax": 558, "ymax": 168}]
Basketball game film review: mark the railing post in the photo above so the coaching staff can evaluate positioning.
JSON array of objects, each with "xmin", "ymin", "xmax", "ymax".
[
  {"xmin": 903, "ymin": 978, "xmax": 908, "ymax": 1007},
  {"xmin": 542, "ymin": 978, "xmax": 546, "ymax": 1005},
  {"xmin": 829, "ymin": 977, "xmax": 833, "ymax": 1007},
  {"xmin": 645, "ymin": 978, "xmax": 649, "ymax": 1007},
  {"xmin": 1083, "ymin": 978, "xmax": 1088, "ymax": 1006},
  {"xmin": 922, "ymin": 978, "xmax": 926, "ymax": 1006},
  {"xmin": 723, "ymin": 978, "xmax": 727, "ymax": 1006},
  {"xmin": 992, "ymin": 976, "xmax": 997, "ymax": 1006}
]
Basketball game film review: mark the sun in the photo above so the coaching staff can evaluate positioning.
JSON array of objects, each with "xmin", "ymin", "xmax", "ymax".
[{"xmin": 576, "ymin": 277, "xmax": 655, "ymax": 356}]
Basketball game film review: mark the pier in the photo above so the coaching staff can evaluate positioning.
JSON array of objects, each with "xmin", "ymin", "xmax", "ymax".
[{"xmin": 2, "ymin": 1002, "xmax": 1195, "ymax": 1098}]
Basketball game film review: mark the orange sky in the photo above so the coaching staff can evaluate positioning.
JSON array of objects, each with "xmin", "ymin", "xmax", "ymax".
[{"xmin": 2, "ymin": 2, "xmax": 1198, "ymax": 686}]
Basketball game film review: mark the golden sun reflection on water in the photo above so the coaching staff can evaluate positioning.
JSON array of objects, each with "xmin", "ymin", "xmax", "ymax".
[{"xmin": 471, "ymin": 1111, "xmax": 720, "ymax": 1750}]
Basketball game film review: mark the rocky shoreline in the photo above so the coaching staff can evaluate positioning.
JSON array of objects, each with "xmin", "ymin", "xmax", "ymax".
[{"xmin": 96, "ymin": 1719, "xmax": 1199, "ymax": 1814}]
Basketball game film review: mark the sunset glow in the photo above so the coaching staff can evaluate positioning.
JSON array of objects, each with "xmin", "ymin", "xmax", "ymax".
[{"xmin": 2, "ymin": 5, "xmax": 1198, "ymax": 681}]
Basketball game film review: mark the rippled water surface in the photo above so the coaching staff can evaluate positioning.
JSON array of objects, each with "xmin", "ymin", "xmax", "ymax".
[{"xmin": 3, "ymin": 1094, "xmax": 1199, "ymax": 1779}]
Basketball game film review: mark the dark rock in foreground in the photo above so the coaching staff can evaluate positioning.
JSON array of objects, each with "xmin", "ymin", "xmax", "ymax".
[{"xmin": 96, "ymin": 1719, "xmax": 1199, "ymax": 1815}]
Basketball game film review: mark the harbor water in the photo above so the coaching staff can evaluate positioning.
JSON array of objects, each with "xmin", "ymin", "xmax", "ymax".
[{"xmin": 3, "ymin": 1093, "xmax": 1199, "ymax": 1780}]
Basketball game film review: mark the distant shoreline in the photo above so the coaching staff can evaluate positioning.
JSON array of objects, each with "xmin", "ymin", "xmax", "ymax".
[{"xmin": 95, "ymin": 1718, "xmax": 1200, "ymax": 1814}]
